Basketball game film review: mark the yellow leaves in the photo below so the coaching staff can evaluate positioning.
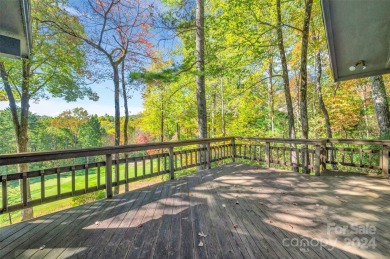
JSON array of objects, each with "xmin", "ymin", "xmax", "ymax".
[{"xmin": 0, "ymin": 91, "xmax": 7, "ymax": 101}]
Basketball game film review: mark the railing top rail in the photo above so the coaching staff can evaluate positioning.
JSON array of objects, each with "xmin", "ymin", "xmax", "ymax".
[
  {"xmin": 235, "ymin": 137, "xmax": 325, "ymax": 145},
  {"xmin": 0, "ymin": 137, "xmax": 233, "ymax": 166},
  {"xmin": 326, "ymin": 139, "xmax": 390, "ymax": 145},
  {"xmin": 2, "ymin": 136, "xmax": 390, "ymax": 167},
  {"xmin": 236, "ymin": 137, "xmax": 390, "ymax": 145}
]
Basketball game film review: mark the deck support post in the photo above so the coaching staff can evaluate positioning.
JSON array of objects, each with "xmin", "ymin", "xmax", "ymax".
[
  {"xmin": 231, "ymin": 138, "xmax": 236, "ymax": 162},
  {"xmin": 207, "ymin": 142, "xmax": 211, "ymax": 169},
  {"xmin": 105, "ymin": 154, "xmax": 113, "ymax": 198},
  {"xmin": 169, "ymin": 147, "xmax": 175, "ymax": 180},
  {"xmin": 382, "ymin": 145, "xmax": 389, "ymax": 178},
  {"xmin": 265, "ymin": 142, "xmax": 270, "ymax": 168}
]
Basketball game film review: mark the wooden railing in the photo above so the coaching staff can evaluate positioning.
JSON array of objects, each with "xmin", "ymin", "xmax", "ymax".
[
  {"xmin": 0, "ymin": 136, "xmax": 389, "ymax": 214},
  {"xmin": 0, "ymin": 137, "xmax": 233, "ymax": 214},
  {"xmin": 235, "ymin": 137, "xmax": 390, "ymax": 177}
]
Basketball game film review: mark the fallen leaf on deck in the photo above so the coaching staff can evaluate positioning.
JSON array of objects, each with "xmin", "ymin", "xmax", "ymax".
[
  {"xmin": 198, "ymin": 232, "xmax": 208, "ymax": 238},
  {"xmin": 198, "ymin": 241, "xmax": 204, "ymax": 247},
  {"xmin": 39, "ymin": 245, "xmax": 46, "ymax": 250}
]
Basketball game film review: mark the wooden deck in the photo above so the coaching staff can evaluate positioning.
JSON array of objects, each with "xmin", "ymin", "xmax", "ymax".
[{"xmin": 1, "ymin": 163, "xmax": 390, "ymax": 259}]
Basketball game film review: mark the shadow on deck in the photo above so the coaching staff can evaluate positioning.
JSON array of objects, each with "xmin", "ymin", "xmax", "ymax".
[{"xmin": 1, "ymin": 163, "xmax": 390, "ymax": 259}]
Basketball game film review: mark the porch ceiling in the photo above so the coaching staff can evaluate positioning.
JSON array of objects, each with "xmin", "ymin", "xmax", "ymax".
[
  {"xmin": 321, "ymin": 0, "xmax": 390, "ymax": 81},
  {"xmin": 0, "ymin": 0, "xmax": 32, "ymax": 59}
]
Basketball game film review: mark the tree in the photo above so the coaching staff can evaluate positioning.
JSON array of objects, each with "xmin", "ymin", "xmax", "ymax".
[
  {"xmin": 51, "ymin": 108, "xmax": 90, "ymax": 148},
  {"xmin": 41, "ymin": 0, "xmax": 153, "ymax": 146},
  {"xmin": 195, "ymin": 0, "xmax": 207, "ymax": 139},
  {"xmin": 79, "ymin": 115, "xmax": 106, "ymax": 148},
  {"xmin": 0, "ymin": 0, "xmax": 95, "ymax": 220},
  {"xmin": 371, "ymin": 75, "xmax": 390, "ymax": 138}
]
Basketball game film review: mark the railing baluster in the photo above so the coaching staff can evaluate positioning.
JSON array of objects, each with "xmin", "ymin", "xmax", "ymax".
[
  {"xmin": 2, "ymin": 175, "xmax": 8, "ymax": 212},
  {"xmin": 207, "ymin": 142, "xmax": 211, "ymax": 169},
  {"xmin": 157, "ymin": 154, "xmax": 161, "ymax": 174},
  {"xmin": 150, "ymin": 156, "xmax": 153, "ymax": 175},
  {"xmin": 265, "ymin": 142, "xmax": 270, "ymax": 168},
  {"xmin": 315, "ymin": 145, "xmax": 321, "ymax": 176},
  {"xmin": 57, "ymin": 168, "xmax": 61, "ymax": 197},
  {"xmin": 169, "ymin": 147, "xmax": 174, "ymax": 180},
  {"xmin": 85, "ymin": 164, "xmax": 89, "ymax": 193},
  {"xmin": 125, "ymin": 157, "xmax": 129, "ymax": 184},
  {"xmin": 195, "ymin": 148, "xmax": 198, "ymax": 165},
  {"xmin": 184, "ymin": 151, "xmax": 187, "ymax": 168},
  {"xmin": 134, "ymin": 160, "xmax": 138, "ymax": 178},
  {"xmin": 142, "ymin": 156, "xmax": 146, "ymax": 178},
  {"xmin": 97, "ymin": 163, "xmax": 101, "ymax": 189},
  {"xmin": 71, "ymin": 166, "xmax": 76, "ymax": 195},
  {"xmin": 382, "ymin": 145, "xmax": 389, "ymax": 177},
  {"xmin": 231, "ymin": 138, "xmax": 236, "ymax": 162},
  {"xmin": 180, "ymin": 152, "xmax": 183, "ymax": 169},
  {"xmin": 40, "ymin": 170, "xmax": 45, "ymax": 202},
  {"xmin": 105, "ymin": 154, "xmax": 113, "ymax": 198},
  {"xmin": 115, "ymin": 155, "xmax": 119, "ymax": 189},
  {"xmin": 22, "ymin": 172, "xmax": 28, "ymax": 207}
]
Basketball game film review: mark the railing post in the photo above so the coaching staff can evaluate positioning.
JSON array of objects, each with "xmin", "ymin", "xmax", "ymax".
[
  {"xmin": 105, "ymin": 154, "xmax": 113, "ymax": 198},
  {"xmin": 169, "ymin": 147, "xmax": 175, "ymax": 180},
  {"xmin": 231, "ymin": 138, "xmax": 236, "ymax": 162},
  {"xmin": 314, "ymin": 145, "xmax": 321, "ymax": 176},
  {"xmin": 321, "ymin": 140, "xmax": 327, "ymax": 173},
  {"xmin": 382, "ymin": 145, "xmax": 389, "ymax": 178},
  {"xmin": 265, "ymin": 142, "xmax": 270, "ymax": 168},
  {"xmin": 207, "ymin": 142, "xmax": 211, "ymax": 169}
]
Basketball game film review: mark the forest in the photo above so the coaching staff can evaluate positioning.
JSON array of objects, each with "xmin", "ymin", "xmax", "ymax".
[{"xmin": 1, "ymin": 0, "xmax": 390, "ymax": 158}]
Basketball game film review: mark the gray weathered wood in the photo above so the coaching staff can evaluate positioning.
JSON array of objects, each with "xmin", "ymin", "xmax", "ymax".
[
  {"xmin": 105, "ymin": 154, "xmax": 113, "ymax": 198},
  {"xmin": 169, "ymin": 147, "xmax": 175, "ymax": 180},
  {"xmin": 382, "ymin": 145, "xmax": 389, "ymax": 178}
]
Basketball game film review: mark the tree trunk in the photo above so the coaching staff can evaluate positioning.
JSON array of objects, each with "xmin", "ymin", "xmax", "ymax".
[
  {"xmin": 121, "ymin": 62, "xmax": 129, "ymax": 145},
  {"xmin": 160, "ymin": 101, "xmax": 164, "ymax": 142},
  {"xmin": 268, "ymin": 58, "xmax": 275, "ymax": 136},
  {"xmin": 371, "ymin": 75, "xmax": 390, "ymax": 138},
  {"xmin": 112, "ymin": 64, "xmax": 121, "ymax": 146},
  {"xmin": 0, "ymin": 60, "xmax": 33, "ymax": 220},
  {"xmin": 211, "ymin": 92, "xmax": 216, "ymax": 138},
  {"xmin": 360, "ymin": 85, "xmax": 370, "ymax": 138},
  {"xmin": 196, "ymin": 0, "xmax": 207, "ymax": 140},
  {"xmin": 299, "ymin": 0, "xmax": 313, "ymax": 174},
  {"xmin": 316, "ymin": 51, "xmax": 336, "ymax": 170},
  {"xmin": 220, "ymin": 77, "xmax": 226, "ymax": 137},
  {"xmin": 276, "ymin": 0, "xmax": 297, "ymax": 171},
  {"xmin": 112, "ymin": 63, "xmax": 120, "ymax": 194}
]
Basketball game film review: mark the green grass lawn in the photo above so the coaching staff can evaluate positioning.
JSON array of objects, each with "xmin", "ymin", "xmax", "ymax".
[{"xmin": 0, "ymin": 157, "xmax": 209, "ymax": 227}]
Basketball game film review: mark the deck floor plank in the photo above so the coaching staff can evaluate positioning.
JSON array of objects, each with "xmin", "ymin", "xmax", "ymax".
[{"xmin": 1, "ymin": 163, "xmax": 390, "ymax": 259}]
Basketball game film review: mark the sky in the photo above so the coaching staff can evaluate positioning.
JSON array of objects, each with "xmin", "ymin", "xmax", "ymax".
[
  {"xmin": 0, "ymin": 0, "xmax": 181, "ymax": 117},
  {"xmin": 0, "ymin": 80, "xmax": 144, "ymax": 117}
]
